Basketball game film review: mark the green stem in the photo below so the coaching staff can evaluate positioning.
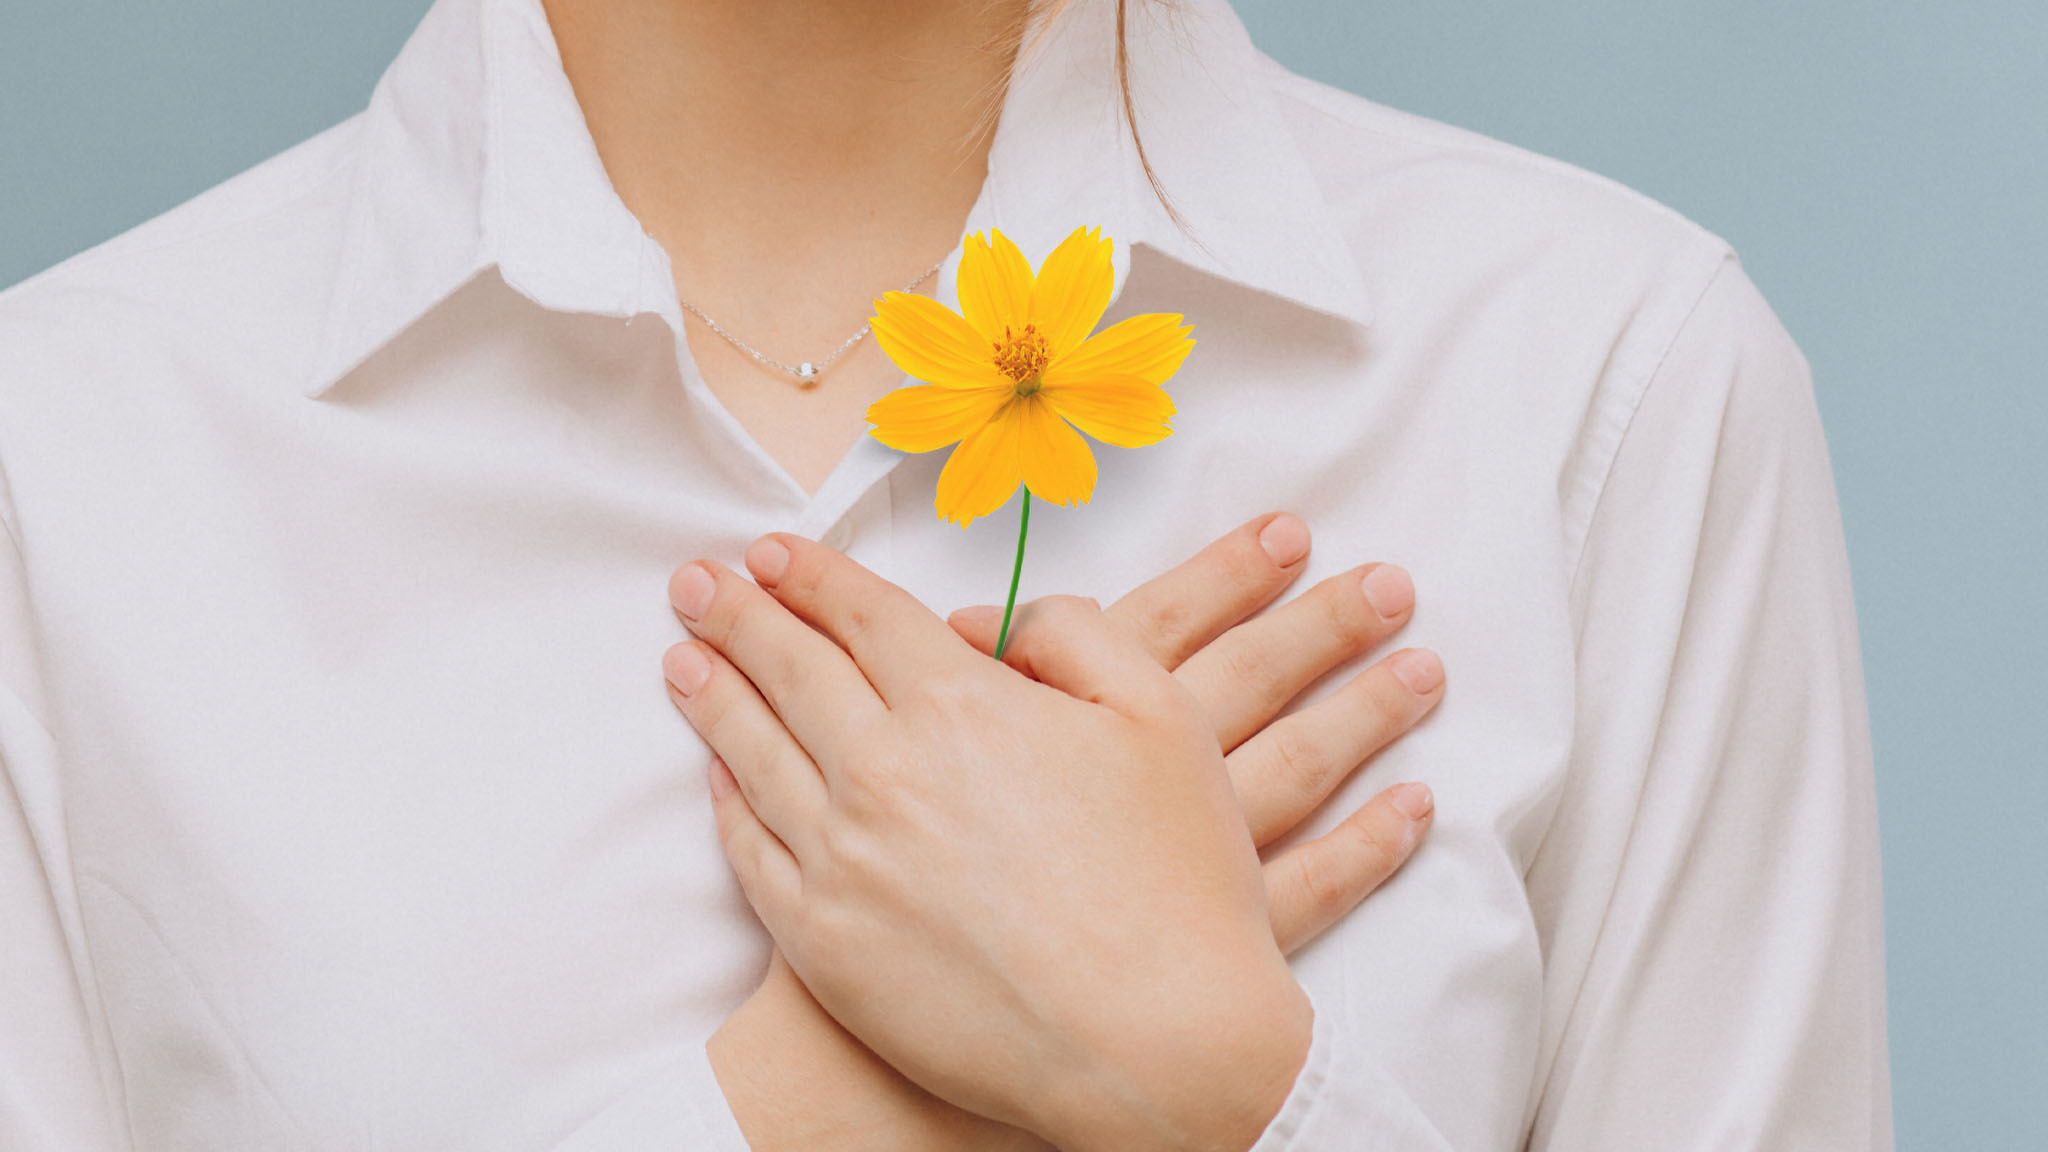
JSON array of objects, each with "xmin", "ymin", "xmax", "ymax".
[{"xmin": 993, "ymin": 490, "xmax": 1032, "ymax": 660}]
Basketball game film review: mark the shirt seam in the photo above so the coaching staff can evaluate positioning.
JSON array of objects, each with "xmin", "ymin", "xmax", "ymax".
[
  {"xmin": 1259, "ymin": 58, "xmax": 1725, "ymax": 253},
  {"xmin": 1521, "ymin": 252, "xmax": 1744, "ymax": 1142},
  {"xmin": 1563, "ymin": 252, "xmax": 1738, "ymax": 590},
  {"xmin": 0, "ymin": 475, "xmax": 129, "ymax": 1143}
]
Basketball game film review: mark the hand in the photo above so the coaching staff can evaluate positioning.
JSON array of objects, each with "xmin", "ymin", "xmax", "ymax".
[
  {"xmin": 664, "ymin": 517, "xmax": 1442, "ymax": 1151},
  {"xmin": 675, "ymin": 536, "xmax": 1295, "ymax": 1151},
  {"xmin": 706, "ymin": 949, "xmax": 1049, "ymax": 1152},
  {"xmin": 953, "ymin": 512, "xmax": 1443, "ymax": 953}
]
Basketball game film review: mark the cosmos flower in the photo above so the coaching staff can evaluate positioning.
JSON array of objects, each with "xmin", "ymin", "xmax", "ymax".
[{"xmin": 866, "ymin": 225, "xmax": 1194, "ymax": 527}]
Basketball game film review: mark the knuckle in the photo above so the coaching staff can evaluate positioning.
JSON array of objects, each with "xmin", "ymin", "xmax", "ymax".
[
  {"xmin": 839, "ymin": 599, "xmax": 878, "ymax": 644},
  {"xmin": 837, "ymin": 753, "xmax": 903, "ymax": 814},
  {"xmin": 1319, "ymin": 571, "xmax": 1383, "ymax": 648},
  {"xmin": 1267, "ymin": 725, "xmax": 1334, "ymax": 803},
  {"xmin": 1358, "ymin": 669, "xmax": 1421, "ymax": 736},
  {"xmin": 723, "ymin": 599, "xmax": 803, "ymax": 687},
  {"xmin": 1132, "ymin": 596, "xmax": 1195, "ymax": 643},
  {"xmin": 914, "ymin": 669, "xmax": 984, "ymax": 718},
  {"xmin": 1224, "ymin": 531, "xmax": 1283, "ymax": 584},
  {"xmin": 1215, "ymin": 639, "xmax": 1282, "ymax": 700},
  {"xmin": 812, "ymin": 807, "xmax": 865, "ymax": 867},
  {"xmin": 778, "ymin": 547, "xmax": 829, "ymax": 604},
  {"xmin": 1336, "ymin": 812, "xmax": 1409, "ymax": 878},
  {"xmin": 1002, "ymin": 601, "xmax": 1070, "ymax": 660},
  {"xmin": 1196, "ymin": 523, "xmax": 1277, "ymax": 584},
  {"xmin": 1037, "ymin": 594, "xmax": 1100, "ymax": 627},
  {"xmin": 743, "ymin": 826, "xmax": 785, "ymax": 881},
  {"xmin": 1292, "ymin": 850, "xmax": 1352, "ymax": 922},
  {"xmin": 837, "ymin": 720, "xmax": 931, "ymax": 802},
  {"xmin": 1037, "ymin": 625, "xmax": 1086, "ymax": 665},
  {"xmin": 788, "ymin": 551, "xmax": 865, "ymax": 629},
  {"xmin": 713, "ymin": 592, "xmax": 758, "ymax": 658},
  {"xmin": 711, "ymin": 784, "xmax": 753, "ymax": 844}
]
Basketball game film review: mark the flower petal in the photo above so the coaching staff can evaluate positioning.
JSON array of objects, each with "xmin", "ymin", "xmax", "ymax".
[
  {"xmin": 1042, "ymin": 312, "xmax": 1194, "ymax": 388},
  {"xmin": 867, "ymin": 383, "xmax": 1015, "ymax": 453},
  {"xmin": 1029, "ymin": 225, "xmax": 1114, "ymax": 359},
  {"xmin": 870, "ymin": 290, "xmax": 1010, "ymax": 389},
  {"xmin": 935, "ymin": 399, "xmax": 1028, "ymax": 527},
  {"xmin": 1040, "ymin": 375, "xmax": 1177, "ymax": 448},
  {"xmin": 1015, "ymin": 396, "xmax": 1099, "ymax": 509},
  {"xmin": 956, "ymin": 229, "xmax": 1036, "ymax": 345}
]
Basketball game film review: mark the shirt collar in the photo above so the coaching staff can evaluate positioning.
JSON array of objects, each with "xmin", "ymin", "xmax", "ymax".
[
  {"xmin": 979, "ymin": 0, "xmax": 1373, "ymax": 328},
  {"xmin": 303, "ymin": 0, "xmax": 1373, "ymax": 399}
]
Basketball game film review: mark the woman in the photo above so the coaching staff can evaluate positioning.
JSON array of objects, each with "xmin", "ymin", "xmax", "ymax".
[{"xmin": 0, "ymin": 0, "xmax": 1890, "ymax": 1148}]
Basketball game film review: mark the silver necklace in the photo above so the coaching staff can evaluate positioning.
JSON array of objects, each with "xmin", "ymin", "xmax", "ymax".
[{"xmin": 678, "ymin": 253, "xmax": 950, "ymax": 389}]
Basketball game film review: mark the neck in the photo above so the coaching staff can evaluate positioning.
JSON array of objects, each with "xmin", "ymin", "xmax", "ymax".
[{"xmin": 543, "ymin": 0, "xmax": 1030, "ymax": 300}]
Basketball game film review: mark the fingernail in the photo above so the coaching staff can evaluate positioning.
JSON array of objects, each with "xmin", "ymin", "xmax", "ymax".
[
  {"xmin": 1360, "ymin": 564, "xmax": 1414, "ymax": 621},
  {"xmin": 1390, "ymin": 648, "xmax": 1443, "ymax": 694},
  {"xmin": 746, "ymin": 537, "xmax": 791, "ymax": 586},
  {"xmin": 672, "ymin": 565, "xmax": 715, "ymax": 621},
  {"xmin": 1257, "ymin": 513, "xmax": 1310, "ymax": 567},
  {"xmin": 1389, "ymin": 782, "xmax": 1434, "ymax": 821},
  {"xmin": 665, "ymin": 643, "xmax": 710, "ymax": 696},
  {"xmin": 708, "ymin": 757, "xmax": 737, "ymax": 799}
]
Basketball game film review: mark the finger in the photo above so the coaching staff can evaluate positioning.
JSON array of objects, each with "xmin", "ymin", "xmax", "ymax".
[
  {"xmin": 743, "ymin": 534, "xmax": 988, "ymax": 706},
  {"xmin": 664, "ymin": 640, "xmax": 829, "ymax": 855},
  {"xmin": 1180, "ymin": 562, "xmax": 1416, "ymax": 752},
  {"xmin": 707, "ymin": 756, "xmax": 805, "ymax": 938},
  {"xmin": 1105, "ymin": 512, "xmax": 1312, "ymax": 669},
  {"xmin": 670, "ymin": 559, "xmax": 885, "ymax": 761},
  {"xmin": 948, "ymin": 512, "xmax": 1310, "ymax": 664},
  {"xmin": 1230, "ymin": 647, "xmax": 1444, "ymax": 845},
  {"xmin": 947, "ymin": 598, "xmax": 1094, "ymax": 679},
  {"xmin": 996, "ymin": 595, "xmax": 1182, "ymax": 718},
  {"xmin": 946, "ymin": 604, "xmax": 1006, "ymax": 656},
  {"xmin": 1265, "ymin": 781, "xmax": 1434, "ymax": 956}
]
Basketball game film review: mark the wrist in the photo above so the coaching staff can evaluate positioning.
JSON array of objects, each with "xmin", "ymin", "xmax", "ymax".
[
  {"xmin": 712, "ymin": 955, "xmax": 1030, "ymax": 1152},
  {"xmin": 1036, "ymin": 944, "xmax": 1313, "ymax": 1152}
]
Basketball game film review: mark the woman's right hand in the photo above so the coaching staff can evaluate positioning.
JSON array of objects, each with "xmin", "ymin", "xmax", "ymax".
[{"xmin": 686, "ymin": 513, "xmax": 1442, "ymax": 1150}]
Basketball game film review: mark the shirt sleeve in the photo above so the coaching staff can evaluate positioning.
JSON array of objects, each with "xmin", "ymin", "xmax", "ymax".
[
  {"xmin": 1246, "ymin": 985, "xmax": 1454, "ymax": 1151},
  {"xmin": 0, "ymin": 488, "xmax": 129, "ymax": 1149},
  {"xmin": 1525, "ymin": 255, "xmax": 1894, "ymax": 1148}
]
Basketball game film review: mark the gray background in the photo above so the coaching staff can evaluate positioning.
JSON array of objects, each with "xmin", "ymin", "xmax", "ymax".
[{"xmin": 3, "ymin": 0, "xmax": 2042, "ymax": 1145}]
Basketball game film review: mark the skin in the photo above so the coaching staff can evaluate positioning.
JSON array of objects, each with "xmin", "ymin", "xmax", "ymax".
[
  {"xmin": 542, "ymin": 0, "xmax": 1018, "ymax": 493},
  {"xmin": 539, "ymin": 0, "xmax": 1444, "ymax": 1144},
  {"xmin": 669, "ymin": 515, "xmax": 1444, "ymax": 1148}
]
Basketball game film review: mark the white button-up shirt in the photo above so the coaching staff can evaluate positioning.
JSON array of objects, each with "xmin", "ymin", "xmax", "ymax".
[{"xmin": 0, "ymin": 0, "xmax": 1892, "ymax": 1147}]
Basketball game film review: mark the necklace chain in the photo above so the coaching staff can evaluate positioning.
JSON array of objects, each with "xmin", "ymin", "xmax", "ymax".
[{"xmin": 678, "ymin": 253, "xmax": 950, "ymax": 389}]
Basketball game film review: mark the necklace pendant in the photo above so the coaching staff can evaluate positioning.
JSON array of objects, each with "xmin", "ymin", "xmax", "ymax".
[{"xmin": 797, "ymin": 362, "xmax": 820, "ymax": 387}]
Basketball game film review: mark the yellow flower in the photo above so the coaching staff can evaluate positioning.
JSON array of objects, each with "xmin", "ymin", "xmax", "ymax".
[{"xmin": 866, "ymin": 225, "xmax": 1194, "ymax": 527}]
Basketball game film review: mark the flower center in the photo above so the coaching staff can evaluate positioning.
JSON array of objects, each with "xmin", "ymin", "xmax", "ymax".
[{"xmin": 992, "ymin": 324, "xmax": 1051, "ymax": 392}]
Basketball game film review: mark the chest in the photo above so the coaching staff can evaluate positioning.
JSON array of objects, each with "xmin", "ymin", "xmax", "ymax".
[
  {"xmin": 30, "ymin": 299, "xmax": 1587, "ymax": 1147},
  {"xmin": 682, "ymin": 308, "xmax": 914, "ymax": 497}
]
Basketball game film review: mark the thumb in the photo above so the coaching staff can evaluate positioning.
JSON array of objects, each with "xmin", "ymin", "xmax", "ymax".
[
  {"xmin": 996, "ymin": 595, "xmax": 1181, "ymax": 719},
  {"xmin": 946, "ymin": 604, "xmax": 1004, "ymax": 656}
]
